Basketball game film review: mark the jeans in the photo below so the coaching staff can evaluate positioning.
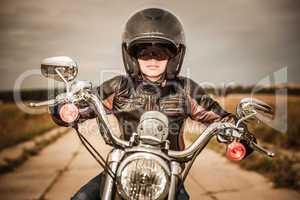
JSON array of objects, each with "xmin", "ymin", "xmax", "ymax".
[{"xmin": 71, "ymin": 172, "xmax": 190, "ymax": 200}]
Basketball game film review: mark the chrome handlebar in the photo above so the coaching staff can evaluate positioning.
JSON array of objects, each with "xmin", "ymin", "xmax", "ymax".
[
  {"xmin": 30, "ymin": 88, "xmax": 275, "ymax": 160},
  {"xmin": 81, "ymin": 90, "xmax": 276, "ymax": 160},
  {"xmin": 82, "ymin": 92, "xmax": 130, "ymax": 148},
  {"xmin": 168, "ymin": 122, "xmax": 228, "ymax": 160},
  {"xmin": 82, "ymin": 91, "xmax": 236, "ymax": 157},
  {"xmin": 72, "ymin": 90, "xmax": 230, "ymax": 155},
  {"xmin": 168, "ymin": 121, "xmax": 275, "ymax": 160}
]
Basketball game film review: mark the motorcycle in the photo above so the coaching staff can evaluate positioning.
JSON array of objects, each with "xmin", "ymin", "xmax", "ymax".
[{"xmin": 30, "ymin": 56, "xmax": 275, "ymax": 200}]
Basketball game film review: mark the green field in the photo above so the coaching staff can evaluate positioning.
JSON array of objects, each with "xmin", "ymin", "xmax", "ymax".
[{"xmin": 0, "ymin": 103, "xmax": 57, "ymax": 151}]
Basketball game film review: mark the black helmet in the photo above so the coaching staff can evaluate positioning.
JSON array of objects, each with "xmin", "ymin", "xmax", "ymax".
[{"xmin": 122, "ymin": 8, "xmax": 186, "ymax": 80}]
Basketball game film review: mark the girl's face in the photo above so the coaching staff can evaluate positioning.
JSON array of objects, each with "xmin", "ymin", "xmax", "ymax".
[{"xmin": 138, "ymin": 58, "xmax": 168, "ymax": 82}]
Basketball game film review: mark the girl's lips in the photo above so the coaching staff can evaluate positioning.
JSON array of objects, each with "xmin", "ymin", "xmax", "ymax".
[{"xmin": 146, "ymin": 65, "xmax": 159, "ymax": 69}]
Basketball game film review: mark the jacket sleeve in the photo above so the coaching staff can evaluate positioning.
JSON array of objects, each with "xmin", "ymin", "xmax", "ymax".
[
  {"xmin": 184, "ymin": 77, "xmax": 255, "ymax": 157},
  {"xmin": 49, "ymin": 75, "xmax": 123, "ymax": 126},
  {"xmin": 184, "ymin": 78, "xmax": 235, "ymax": 124}
]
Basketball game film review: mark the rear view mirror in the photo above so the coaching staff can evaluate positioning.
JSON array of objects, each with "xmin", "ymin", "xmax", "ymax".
[
  {"xmin": 236, "ymin": 97, "xmax": 273, "ymax": 124},
  {"xmin": 41, "ymin": 56, "xmax": 78, "ymax": 82}
]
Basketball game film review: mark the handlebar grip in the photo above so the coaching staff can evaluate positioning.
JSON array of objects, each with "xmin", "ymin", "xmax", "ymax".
[{"xmin": 250, "ymin": 141, "xmax": 275, "ymax": 157}]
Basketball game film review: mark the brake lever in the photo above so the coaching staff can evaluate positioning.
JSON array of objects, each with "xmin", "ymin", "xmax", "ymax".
[
  {"xmin": 29, "ymin": 99, "xmax": 56, "ymax": 107},
  {"xmin": 249, "ymin": 141, "xmax": 275, "ymax": 157},
  {"xmin": 29, "ymin": 90, "xmax": 88, "ymax": 110}
]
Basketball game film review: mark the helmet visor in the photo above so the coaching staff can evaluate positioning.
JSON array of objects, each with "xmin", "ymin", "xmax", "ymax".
[{"xmin": 129, "ymin": 43, "xmax": 178, "ymax": 60}]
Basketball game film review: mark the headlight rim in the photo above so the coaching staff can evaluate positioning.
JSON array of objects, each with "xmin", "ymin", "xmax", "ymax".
[{"xmin": 116, "ymin": 152, "xmax": 171, "ymax": 200}]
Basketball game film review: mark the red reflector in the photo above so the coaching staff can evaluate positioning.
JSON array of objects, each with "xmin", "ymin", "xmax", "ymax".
[
  {"xmin": 226, "ymin": 141, "xmax": 246, "ymax": 161},
  {"xmin": 59, "ymin": 103, "xmax": 79, "ymax": 123}
]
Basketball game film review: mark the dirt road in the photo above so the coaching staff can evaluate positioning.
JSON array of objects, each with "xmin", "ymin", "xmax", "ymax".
[{"xmin": 0, "ymin": 121, "xmax": 299, "ymax": 200}]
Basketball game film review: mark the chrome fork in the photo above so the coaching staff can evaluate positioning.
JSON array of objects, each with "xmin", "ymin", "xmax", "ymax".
[
  {"xmin": 168, "ymin": 161, "xmax": 182, "ymax": 200},
  {"xmin": 101, "ymin": 149, "xmax": 124, "ymax": 200}
]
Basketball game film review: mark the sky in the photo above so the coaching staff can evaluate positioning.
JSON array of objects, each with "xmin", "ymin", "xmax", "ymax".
[{"xmin": 0, "ymin": 0, "xmax": 299, "ymax": 90}]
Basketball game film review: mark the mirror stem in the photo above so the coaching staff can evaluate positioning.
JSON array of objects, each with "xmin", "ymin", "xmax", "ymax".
[
  {"xmin": 55, "ymin": 68, "xmax": 71, "ymax": 93},
  {"xmin": 236, "ymin": 111, "xmax": 257, "ymax": 127}
]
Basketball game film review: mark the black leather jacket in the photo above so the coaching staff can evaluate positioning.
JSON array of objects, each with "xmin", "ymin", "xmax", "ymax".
[{"xmin": 51, "ymin": 75, "xmax": 239, "ymax": 151}]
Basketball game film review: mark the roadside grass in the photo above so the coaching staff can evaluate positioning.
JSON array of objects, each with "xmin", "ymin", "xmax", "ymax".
[
  {"xmin": 185, "ymin": 94, "xmax": 300, "ymax": 191},
  {"xmin": 0, "ymin": 103, "xmax": 57, "ymax": 151}
]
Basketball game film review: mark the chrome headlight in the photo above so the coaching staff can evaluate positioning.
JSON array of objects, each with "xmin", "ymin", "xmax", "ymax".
[{"xmin": 116, "ymin": 153, "xmax": 170, "ymax": 200}]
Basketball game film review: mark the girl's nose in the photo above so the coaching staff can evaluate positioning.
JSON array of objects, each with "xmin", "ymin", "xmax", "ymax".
[{"xmin": 149, "ymin": 59, "xmax": 158, "ymax": 64}]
